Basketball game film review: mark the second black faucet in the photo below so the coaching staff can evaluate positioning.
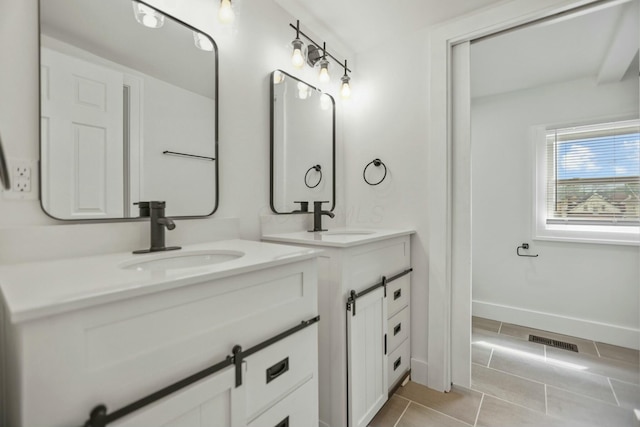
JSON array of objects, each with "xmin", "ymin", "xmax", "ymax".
[{"xmin": 309, "ymin": 201, "xmax": 335, "ymax": 232}]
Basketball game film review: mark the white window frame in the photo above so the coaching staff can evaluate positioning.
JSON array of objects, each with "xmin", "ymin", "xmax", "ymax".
[{"xmin": 533, "ymin": 118, "xmax": 640, "ymax": 246}]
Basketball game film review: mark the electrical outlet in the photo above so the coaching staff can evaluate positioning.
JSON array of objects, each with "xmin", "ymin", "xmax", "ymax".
[{"xmin": 3, "ymin": 158, "xmax": 38, "ymax": 200}]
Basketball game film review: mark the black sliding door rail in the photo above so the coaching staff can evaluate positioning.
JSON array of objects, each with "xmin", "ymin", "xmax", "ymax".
[
  {"xmin": 346, "ymin": 268, "xmax": 412, "ymax": 316},
  {"xmin": 83, "ymin": 316, "xmax": 320, "ymax": 427}
]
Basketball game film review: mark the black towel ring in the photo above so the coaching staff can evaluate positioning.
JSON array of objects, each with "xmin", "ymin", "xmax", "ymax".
[
  {"xmin": 363, "ymin": 158, "xmax": 387, "ymax": 186},
  {"xmin": 305, "ymin": 165, "xmax": 322, "ymax": 188}
]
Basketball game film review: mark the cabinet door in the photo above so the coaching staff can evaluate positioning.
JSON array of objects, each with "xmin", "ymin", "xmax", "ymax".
[
  {"xmin": 111, "ymin": 367, "xmax": 246, "ymax": 427},
  {"xmin": 347, "ymin": 287, "xmax": 388, "ymax": 427}
]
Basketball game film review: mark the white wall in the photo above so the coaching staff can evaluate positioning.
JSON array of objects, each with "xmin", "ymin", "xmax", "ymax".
[
  {"xmin": 0, "ymin": 0, "xmax": 347, "ymax": 264},
  {"xmin": 471, "ymin": 75, "xmax": 640, "ymax": 348},
  {"xmin": 345, "ymin": 30, "xmax": 431, "ymax": 383}
]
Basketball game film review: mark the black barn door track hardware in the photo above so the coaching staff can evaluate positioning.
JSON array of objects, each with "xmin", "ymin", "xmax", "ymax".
[
  {"xmin": 363, "ymin": 158, "xmax": 387, "ymax": 186},
  {"xmin": 82, "ymin": 316, "xmax": 320, "ymax": 427},
  {"xmin": 517, "ymin": 243, "xmax": 539, "ymax": 257},
  {"xmin": 347, "ymin": 268, "xmax": 412, "ymax": 316}
]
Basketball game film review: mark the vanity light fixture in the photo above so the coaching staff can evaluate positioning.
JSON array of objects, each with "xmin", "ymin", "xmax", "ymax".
[
  {"xmin": 288, "ymin": 20, "xmax": 352, "ymax": 96},
  {"xmin": 132, "ymin": 1, "xmax": 165, "ymax": 29},
  {"xmin": 193, "ymin": 32, "xmax": 214, "ymax": 51},
  {"xmin": 291, "ymin": 20, "xmax": 305, "ymax": 68},
  {"xmin": 318, "ymin": 43, "xmax": 330, "ymax": 83},
  {"xmin": 218, "ymin": 0, "xmax": 235, "ymax": 24},
  {"xmin": 340, "ymin": 60, "xmax": 351, "ymax": 99}
]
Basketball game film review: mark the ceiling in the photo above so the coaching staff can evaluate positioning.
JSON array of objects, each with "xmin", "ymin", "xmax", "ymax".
[
  {"xmin": 41, "ymin": 0, "xmax": 216, "ymax": 98},
  {"xmin": 275, "ymin": 0, "xmax": 504, "ymax": 54},
  {"xmin": 471, "ymin": 0, "xmax": 638, "ymax": 98}
]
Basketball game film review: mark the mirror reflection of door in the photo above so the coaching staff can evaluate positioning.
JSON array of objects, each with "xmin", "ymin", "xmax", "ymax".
[{"xmin": 39, "ymin": 0, "xmax": 218, "ymax": 220}]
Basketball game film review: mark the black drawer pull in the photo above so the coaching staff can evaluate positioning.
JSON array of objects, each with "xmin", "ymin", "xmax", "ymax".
[
  {"xmin": 274, "ymin": 416, "xmax": 289, "ymax": 427},
  {"xmin": 266, "ymin": 357, "xmax": 289, "ymax": 384},
  {"xmin": 394, "ymin": 356, "xmax": 402, "ymax": 371},
  {"xmin": 394, "ymin": 289, "xmax": 402, "ymax": 300},
  {"xmin": 394, "ymin": 323, "xmax": 402, "ymax": 336}
]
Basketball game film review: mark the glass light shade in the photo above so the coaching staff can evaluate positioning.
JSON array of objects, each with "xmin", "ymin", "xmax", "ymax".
[
  {"xmin": 291, "ymin": 38, "xmax": 305, "ymax": 69},
  {"xmin": 132, "ymin": 1, "xmax": 165, "ymax": 28},
  {"xmin": 340, "ymin": 75, "xmax": 351, "ymax": 99},
  {"xmin": 193, "ymin": 32, "xmax": 214, "ymax": 51},
  {"xmin": 218, "ymin": 0, "xmax": 235, "ymax": 24},
  {"xmin": 318, "ymin": 59, "xmax": 330, "ymax": 83}
]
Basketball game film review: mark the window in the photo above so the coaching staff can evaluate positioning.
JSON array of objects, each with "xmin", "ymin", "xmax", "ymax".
[{"xmin": 535, "ymin": 119, "xmax": 640, "ymax": 245}]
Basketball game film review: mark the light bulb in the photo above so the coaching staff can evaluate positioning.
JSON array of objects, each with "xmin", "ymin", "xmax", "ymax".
[
  {"xmin": 320, "ymin": 93, "xmax": 332, "ymax": 110},
  {"xmin": 341, "ymin": 82, "xmax": 351, "ymax": 99},
  {"xmin": 291, "ymin": 39, "xmax": 305, "ymax": 68},
  {"xmin": 318, "ymin": 59, "xmax": 330, "ymax": 83},
  {"xmin": 340, "ymin": 75, "xmax": 351, "ymax": 99},
  {"xmin": 193, "ymin": 32, "xmax": 214, "ymax": 51},
  {"xmin": 273, "ymin": 70, "xmax": 285, "ymax": 84},
  {"xmin": 132, "ymin": 1, "xmax": 165, "ymax": 28},
  {"xmin": 218, "ymin": 0, "xmax": 235, "ymax": 24},
  {"xmin": 297, "ymin": 82, "xmax": 309, "ymax": 99}
]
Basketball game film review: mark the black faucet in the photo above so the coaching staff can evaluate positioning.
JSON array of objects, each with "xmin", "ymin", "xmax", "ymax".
[
  {"xmin": 309, "ymin": 201, "xmax": 335, "ymax": 232},
  {"xmin": 133, "ymin": 201, "xmax": 181, "ymax": 254},
  {"xmin": 292, "ymin": 201, "xmax": 309, "ymax": 213}
]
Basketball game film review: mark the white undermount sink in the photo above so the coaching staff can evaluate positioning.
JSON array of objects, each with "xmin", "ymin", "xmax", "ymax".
[
  {"xmin": 120, "ymin": 250, "xmax": 245, "ymax": 271},
  {"xmin": 322, "ymin": 230, "xmax": 376, "ymax": 236}
]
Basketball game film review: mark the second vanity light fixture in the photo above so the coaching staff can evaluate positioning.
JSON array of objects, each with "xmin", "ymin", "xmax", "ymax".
[{"xmin": 290, "ymin": 20, "xmax": 352, "ymax": 99}]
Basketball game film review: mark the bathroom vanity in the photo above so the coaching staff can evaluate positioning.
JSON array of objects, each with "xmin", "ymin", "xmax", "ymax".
[
  {"xmin": 0, "ymin": 240, "xmax": 321, "ymax": 427},
  {"xmin": 262, "ymin": 229, "xmax": 414, "ymax": 427}
]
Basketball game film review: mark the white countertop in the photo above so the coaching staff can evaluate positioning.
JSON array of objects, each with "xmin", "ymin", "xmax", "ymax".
[
  {"xmin": 262, "ymin": 228, "xmax": 415, "ymax": 248},
  {"xmin": 0, "ymin": 239, "xmax": 322, "ymax": 324}
]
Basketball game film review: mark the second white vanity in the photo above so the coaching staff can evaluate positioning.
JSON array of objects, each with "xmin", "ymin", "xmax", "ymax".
[
  {"xmin": 0, "ymin": 240, "xmax": 321, "ymax": 427},
  {"xmin": 262, "ymin": 229, "xmax": 414, "ymax": 427}
]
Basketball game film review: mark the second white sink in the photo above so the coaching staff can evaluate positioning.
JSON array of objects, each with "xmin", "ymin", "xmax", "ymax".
[
  {"xmin": 322, "ymin": 230, "xmax": 376, "ymax": 236},
  {"xmin": 120, "ymin": 250, "xmax": 245, "ymax": 271}
]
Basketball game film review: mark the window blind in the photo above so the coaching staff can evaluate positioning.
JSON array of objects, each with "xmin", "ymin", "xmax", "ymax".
[{"xmin": 546, "ymin": 119, "xmax": 640, "ymax": 225}]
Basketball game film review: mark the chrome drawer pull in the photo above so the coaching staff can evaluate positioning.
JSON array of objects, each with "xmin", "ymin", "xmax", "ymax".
[
  {"xmin": 394, "ymin": 323, "xmax": 402, "ymax": 336},
  {"xmin": 394, "ymin": 289, "xmax": 401, "ymax": 300},
  {"xmin": 266, "ymin": 357, "xmax": 289, "ymax": 384},
  {"xmin": 274, "ymin": 416, "xmax": 289, "ymax": 427},
  {"xmin": 394, "ymin": 356, "xmax": 402, "ymax": 371}
]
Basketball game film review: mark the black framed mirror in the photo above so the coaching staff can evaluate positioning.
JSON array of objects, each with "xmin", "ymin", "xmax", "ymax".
[
  {"xmin": 39, "ymin": 0, "xmax": 218, "ymax": 220},
  {"xmin": 0, "ymin": 132, "xmax": 10, "ymax": 191},
  {"xmin": 270, "ymin": 70, "xmax": 335, "ymax": 214}
]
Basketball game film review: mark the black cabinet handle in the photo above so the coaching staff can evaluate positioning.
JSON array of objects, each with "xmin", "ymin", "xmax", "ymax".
[
  {"xmin": 266, "ymin": 357, "xmax": 289, "ymax": 384},
  {"xmin": 394, "ymin": 289, "xmax": 402, "ymax": 300},
  {"xmin": 394, "ymin": 356, "xmax": 402, "ymax": 371},
  {"xmin": 274, "ymin": 416, "xmax": 289, "ymax": 427},
  {"xmin": 394, "ymin": 323, "xmax": 402, "ymax": 336}
]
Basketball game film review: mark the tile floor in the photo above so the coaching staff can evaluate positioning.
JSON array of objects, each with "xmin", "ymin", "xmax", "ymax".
[{"xmin": 369, "ymin": 317, "xmax": 640, "ymax": 427}]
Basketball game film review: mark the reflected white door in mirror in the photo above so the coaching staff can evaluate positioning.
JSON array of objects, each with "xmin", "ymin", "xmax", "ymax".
[{"xmin": 39, "ymin": 0, "xmax": 218, "ymax": 220}]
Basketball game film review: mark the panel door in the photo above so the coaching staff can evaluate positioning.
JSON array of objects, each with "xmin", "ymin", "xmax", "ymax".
[
  {"xmin": 41, "ymin": 47, "xmax": 124, "ymax": 219},
  {"xmin": 111, "ymin": 367, "xmax": 245, "ymax": 427},
  {"xmin": 347, "ymin": 287, "xmax": 388, "ymax": 427}
]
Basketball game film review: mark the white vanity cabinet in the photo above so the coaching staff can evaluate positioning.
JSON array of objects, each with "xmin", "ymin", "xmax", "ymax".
[
  {"xmin": 0, "ymin": 240, "xmax": 320, "ymax": 427},
  {"xmin": 262, "ymin": 230, "xmax": 413, "ymax": 427}
]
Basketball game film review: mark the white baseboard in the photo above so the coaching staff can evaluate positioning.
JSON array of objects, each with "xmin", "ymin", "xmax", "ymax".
[
  {"xmin": 410, "ymin": 358, "xmax": 428, "ymax": 386},
  {"xmin": 473, "ymin": 300, "xmax": 640, "ymax": 350}
]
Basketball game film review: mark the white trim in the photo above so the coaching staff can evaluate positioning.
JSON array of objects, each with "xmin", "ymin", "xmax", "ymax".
[
  {"xmin": 427, "ymin": 0, "xmax": 606, "ymax": 393},
  {"xmin": 410, "ymin": 358, "xmax": 428, "ymax": 385},
  {"xmin": 472, "ymin": 300, "xmax": 640, "ymax": 350}
]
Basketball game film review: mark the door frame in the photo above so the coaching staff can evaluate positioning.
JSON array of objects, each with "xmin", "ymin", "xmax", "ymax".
[{"xmin": 426, "ymin": 0, "xmax": 605, "ymax": 392}]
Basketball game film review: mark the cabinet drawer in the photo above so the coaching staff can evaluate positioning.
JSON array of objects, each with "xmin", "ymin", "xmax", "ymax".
[
  {"xmin": 387, "ymin": 307, "xmax": 409, "ymax": 355},
  {"xmin": 245, "ymin": 325, "xmax": 317, "ymax": 419},
  {"xmin": 388, "ymin": 338, "xmax": 410, "ymax": 390},
  {"xmin": 387, "ymin": 276, "xmax": 410, "ymax": 318},
  {"xmin": 248, "ymin": 377, "xmax": 318, "ymax": 427}
]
